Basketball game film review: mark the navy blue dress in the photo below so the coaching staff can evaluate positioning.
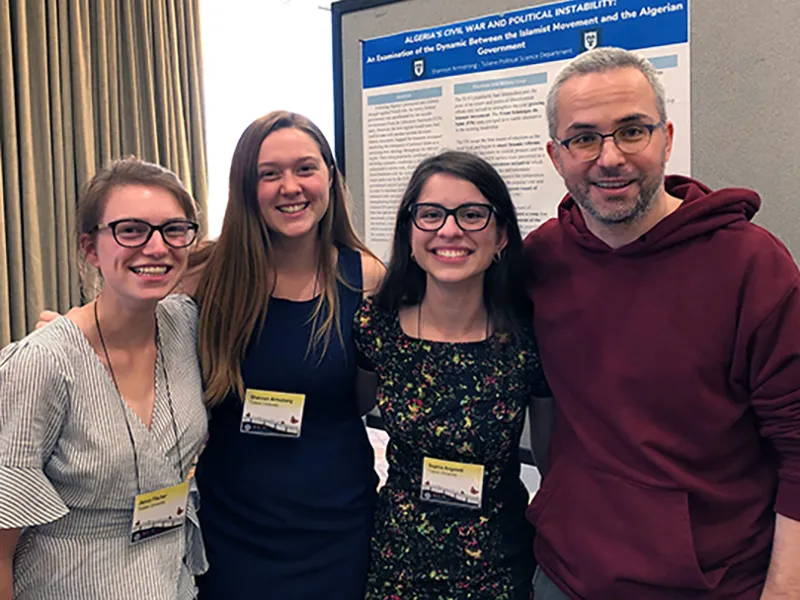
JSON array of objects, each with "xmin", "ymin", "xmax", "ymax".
[{"xmin": 195, "ymin": 247, "xmax": 378, "ymax": 599}]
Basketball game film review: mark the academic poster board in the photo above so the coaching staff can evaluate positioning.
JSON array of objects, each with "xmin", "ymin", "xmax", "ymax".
[
  {"xmin": 332, "ymin": 0, "xmax": 800, "ymax": 258},
  {"xmin": 356, "ymin": 0, "xmax": 690, "ymax": 259}
]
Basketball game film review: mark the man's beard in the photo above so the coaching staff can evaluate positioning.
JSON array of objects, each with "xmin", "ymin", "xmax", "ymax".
[{"xmin": 564, "ymin": 155, "xmax": 667, "ymax": 227}]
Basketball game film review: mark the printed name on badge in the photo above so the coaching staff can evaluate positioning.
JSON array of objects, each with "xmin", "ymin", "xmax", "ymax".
[
  {"xmin": 421, "ymin": 457, "xmax": 485, "ymax": 509},
  {"xmin": 241, "ymin": 389, "xmax": 306, "ymax": 438},
  {"xmin": 130, "ymin": 479, "xmax": 189, "ymax": 544}
]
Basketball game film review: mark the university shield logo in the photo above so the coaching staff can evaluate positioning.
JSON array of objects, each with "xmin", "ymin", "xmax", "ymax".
[
  {"xmin": 412, "ymin": 58, "xmax": 425, "ymax": 78},
  {"xmin": 581, "ymin": 29, "xmax": 601, "ymax": 52}
]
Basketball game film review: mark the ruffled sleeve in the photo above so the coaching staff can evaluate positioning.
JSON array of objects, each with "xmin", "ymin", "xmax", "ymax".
[{"xmin": 0, "ymin": 341, "xmax": 70, "ymax": 528}]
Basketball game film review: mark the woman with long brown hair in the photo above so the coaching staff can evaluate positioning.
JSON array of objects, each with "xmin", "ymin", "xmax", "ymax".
[{"xmin": 190, "ymin": 111, "xmax": 384, "ymax": 599}]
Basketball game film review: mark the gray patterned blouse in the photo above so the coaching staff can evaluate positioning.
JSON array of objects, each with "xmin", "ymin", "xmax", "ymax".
[{"xmin": 0, "ymin": 295, "xmax": 208, "ymax": 599}]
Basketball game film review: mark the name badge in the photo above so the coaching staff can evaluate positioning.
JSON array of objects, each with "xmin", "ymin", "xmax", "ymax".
[
  {"xmin": 130, "ymin": 480, "xmax": 189, "ymax": 544},
  {"xmin": 241, "ymin": 389, "xmax": 305, "ymax": 438},
  {"xmin": 421, "ymin": 457, "xmax": 485, "ymax": 510}
]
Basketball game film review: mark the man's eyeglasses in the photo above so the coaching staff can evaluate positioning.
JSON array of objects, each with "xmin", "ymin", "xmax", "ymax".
[
  {"xmin": 409, "ymin": 203, "xmax": 495, "ymax": 232},
  {"xmin": 555, "ymin": 122, "xmax": 664, "ymax": 162},
  {"xmin": 93, "ymin": 218, "xmax": 199, "ymax": 249}
]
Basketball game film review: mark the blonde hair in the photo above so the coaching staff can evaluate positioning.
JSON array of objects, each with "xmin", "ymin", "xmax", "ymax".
[{"xmin": 195, "ymin": 111, "xmax": 374, "ymax": 406}]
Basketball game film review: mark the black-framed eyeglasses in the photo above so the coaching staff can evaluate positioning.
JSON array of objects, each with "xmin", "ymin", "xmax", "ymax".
[
  {"xmin": 409, "ymin": 203, "xmax": 496, "ymax": 232},
  {"xmin": 555, "ymin": 121, "xmax": 664, "ymax": 162},
  {"xmin": 93, "ymin": 218, "xmax": 199, "ymax": 248}
]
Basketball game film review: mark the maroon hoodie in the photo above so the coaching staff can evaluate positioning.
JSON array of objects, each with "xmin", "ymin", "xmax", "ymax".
[{"xmin": 524, "ymin": 176, "xmax": 800, "ymax": 599}]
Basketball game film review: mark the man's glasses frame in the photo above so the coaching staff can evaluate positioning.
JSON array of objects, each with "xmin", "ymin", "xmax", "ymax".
[{"xmin": 555, "ymin": 121, "xmax": 665, "ymax": 162}]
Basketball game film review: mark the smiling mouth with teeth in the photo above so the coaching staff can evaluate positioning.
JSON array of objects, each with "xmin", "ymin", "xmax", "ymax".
[
  {"xmin": 433, "ymin": 249, "xmax": 471, "ymax": 258},
  {"xmin": 131, "ymin": 266, "xmax": 170, "ymax": 275},
  {"xmin": 594, "ymin": 181, "xmax": 634, "ymax": 189},
  {"xmin": 277, "ymin": 203, "xmax": 309, "ymax": 214}
]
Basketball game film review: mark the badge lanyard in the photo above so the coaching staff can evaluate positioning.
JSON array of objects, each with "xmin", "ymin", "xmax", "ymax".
[{"xmin": 94, "ymin": 299, "xmax": 185, "ymax": 493}]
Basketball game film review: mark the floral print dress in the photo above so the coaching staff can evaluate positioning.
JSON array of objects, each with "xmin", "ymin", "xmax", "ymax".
[{"xmin": 354, "ymin": 298, "xmax": 551, "ymax": 600}]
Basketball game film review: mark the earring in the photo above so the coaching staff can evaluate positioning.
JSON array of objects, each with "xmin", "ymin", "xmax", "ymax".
[{"xmin": 493, "ymin": 249, "xmax": 502, "ymax": 263}]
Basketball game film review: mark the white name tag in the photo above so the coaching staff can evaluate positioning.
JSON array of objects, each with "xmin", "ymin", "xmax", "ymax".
[
  {"xmin": 421, "ymin": 457, "xmax": 485, "ymax": 510},
  {"xmin": 130, "ymin": 480, "xmax": 189, "ymax": 544},
  {"xmin": 241, "ymin": 389, "xmax": 305, "ymax": 438}
]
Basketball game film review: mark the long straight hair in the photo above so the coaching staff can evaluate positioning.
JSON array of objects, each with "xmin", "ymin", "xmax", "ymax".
[
  {"xmin": 375, "ymin": 150, "xmax": 531, "ymax": 339},
  {"xmin": 195, "ymin": 111, "xmax": 373, "ymax": 406}
]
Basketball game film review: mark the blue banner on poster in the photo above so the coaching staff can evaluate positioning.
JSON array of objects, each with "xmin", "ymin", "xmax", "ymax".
[{"xmin": 361, "ymin": 0, "xmax": 687, "ymax": 89}]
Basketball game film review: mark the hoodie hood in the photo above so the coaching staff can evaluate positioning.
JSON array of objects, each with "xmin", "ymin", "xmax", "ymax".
[{"xmin": 558, "ymin": 175, "xmax": 762, "ymax": 256}]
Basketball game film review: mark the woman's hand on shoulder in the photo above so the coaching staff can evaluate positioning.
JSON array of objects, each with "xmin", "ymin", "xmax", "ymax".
[
  {"xmin": 35, "ymin": 305, "xmax": 93, "ymax": 333},
  {"xmin": 35, "ymin": 310, "xmax": 62, "ymax": 330},
  {"xmin": 361, "ymin": 252, "xmax": 386, "ymax": 299}
]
